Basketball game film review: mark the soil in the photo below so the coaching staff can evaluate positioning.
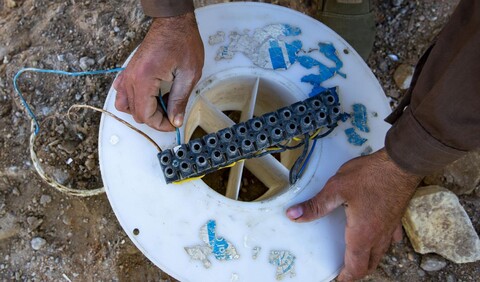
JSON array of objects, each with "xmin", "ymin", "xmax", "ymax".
[{"xmin": 0, "ymin": 0, "xmax": 478, "ymax": 281}]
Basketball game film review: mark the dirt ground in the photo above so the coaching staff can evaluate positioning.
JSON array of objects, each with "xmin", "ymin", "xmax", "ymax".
[{"xmin": 0, "ymin": 0, "xmax": 478, "ymax": 281}]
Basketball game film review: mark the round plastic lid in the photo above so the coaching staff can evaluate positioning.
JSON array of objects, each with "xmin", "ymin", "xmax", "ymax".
[{"xmin": 99, "ymin": 3, "xmax": 391, "ymax": 282}]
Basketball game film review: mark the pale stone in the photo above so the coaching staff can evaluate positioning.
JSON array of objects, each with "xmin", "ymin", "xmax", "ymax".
[
  {"xmin": 403, "ymin": 186, "xmax": 480, "ymax": 263},
  {"xmin": 420, "ymin": 254, "xmax": 447, "ymax": 272},
  {"xmin": 39, "ymin": 194, "xmax": 52, "ymax": 206},
  {"xmin": 424, "ymin": 150, "xmax": 480, "ymax": 195},
  {"xmin": 0, "ymin": 213, "xmax": 20, "ymax": 240},
  {"xmin": 6, "ymin": 0, "xmax": 17, "ymax": 8},
  {"xmin": 31, "ymin": 237, "xmax": 46, "ymax": 250},
  {"xmin": 393, "ymin": 64, "xmax": 414, "ymax": 90},
  {"xmin": 79, "ymin": 57, "xmax": 95, "ymax": 71}
]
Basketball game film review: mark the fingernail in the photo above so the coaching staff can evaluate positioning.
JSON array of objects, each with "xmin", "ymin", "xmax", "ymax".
[
  {"xmin": 173, "ymin": 114, "xmax": 183, "ymax": 127},
  {"xmin": 286, "ymin": 205, "xmax": 303, "ymax": 220}
]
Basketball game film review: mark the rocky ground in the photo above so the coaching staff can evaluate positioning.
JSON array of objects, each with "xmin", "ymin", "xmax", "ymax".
[{"xmin": 0, "ymin": 0, "xmax": 478, "ymax": 281}]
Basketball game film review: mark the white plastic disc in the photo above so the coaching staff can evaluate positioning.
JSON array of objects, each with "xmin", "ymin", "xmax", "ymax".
[{"xmin": 99, "ymin": 3, "xmax": 391, "ymax": 282}]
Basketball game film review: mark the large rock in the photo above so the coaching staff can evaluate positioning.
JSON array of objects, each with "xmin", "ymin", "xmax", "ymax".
[
  {"xmin": 424, "ymin": 150, "xmax": 480, "ymax": 195},
  {"xmin": 403, "ymin": 185, "xmax": 480, "ymax": 263}
]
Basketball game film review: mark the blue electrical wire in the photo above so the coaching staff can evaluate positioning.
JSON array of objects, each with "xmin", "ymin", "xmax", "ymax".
[
  {"xmin": 157, "ymin": 95, "xmax": 182, "ymax": 145},
  {"xmin": 13, "ymin": 67, "xmax": 181, "ymax": 145},
  {"xmin": 13, "ymin": 67, "xmax": 125, "ymax": 135},
  {"xmin": 297, "ymin": 139, "xmax": 317, "ymax": 178}
]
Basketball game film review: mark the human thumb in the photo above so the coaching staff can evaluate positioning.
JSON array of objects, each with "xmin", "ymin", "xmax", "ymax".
[
  {"xmin": 168, "ymin": 71, "xmax": 199, "ymax": 128},
  {"xmin": 286, "ymin": 183, "xmax": 344, "ymax": 222}
]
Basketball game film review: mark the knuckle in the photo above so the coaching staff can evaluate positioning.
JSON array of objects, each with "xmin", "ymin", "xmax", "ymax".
[
  {"xmin": 304, "ymin": 198, "xmax": 323, "ymax": 217},
  {"xmin": 114, "ymin": 100, "xmax": 127, "ymax": 112},
  {"xmin": 181, "ymin": 69, "xmax": 198, "ymax": 82},
  {"xmin": 325, "ymin": 176, "xmax": 345, "ymax": 195},
  {"xmin": 170, "ymin": 90, "xmax": 190, "ymax": 104},
  {"xmin": 146, "ymin": 120, "xmax": 161, "ymax": 131},
  {"xmin": 326, "ymin": 175, "xmax": 341, "ymax": 187},
  {"xmin": 171, "ymin": 99, "xmax": 188, "ymax": 113},
  {"xmin": 134, "ymin": 65, "xmax": 151, "ymax": 82},
  {"xmin": 132, "ymin": 113, "xmax": 144, "ymax": 124}
]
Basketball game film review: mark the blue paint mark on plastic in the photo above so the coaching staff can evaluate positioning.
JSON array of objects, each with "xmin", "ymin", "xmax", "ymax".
[
  {"xmin": 206, "ymin": 220, "xmax": 239, "ymax": 261},
  {"xmin": 296, "ymin": 55, "xmax": 319, "ymax": 69},
  {"xmin": 308, "ymin": 85, "xmax": 328, "ymax": 96},
  {"xmin": 206, "ymin": 220, "xmax": 229, "ymax": 260},
  {"xmin": 269, "ymin": 41, "xmax": 287, "ymax": 70},
  {"xmin": 269, "ymin": 250, "xmax": 296, "ymax": 279},
  {"xmin": 213, "ymin": 24, "xmax": 347, "ymax": 96},
  {"xmin": 351, "ymin": 104, "xmax": 370, "ymax": 133},
  {"xmin": 285, "ymin": 40, "xmax": 302, "ymax": 65},
  {"xmin": 319, "ymin": 43, "xmax": 346, "ymax": 77},
  {"xmin": 282, "ymin": 24, "xmax": 302, "ymax": 36},
  {"xmin": 296, "ymin": 42, "xmax": 347, "ymax": 97},
  {"xmin": 345, "ymin": 128, "xmax": 367, "ymax": 146},
  {"xmin": 340, "ymin": 112, "xmax": 351, "ymax": 122},
  {"xmin": 185, "ymin": 220, "xmax": 239, "ymax": 267}
]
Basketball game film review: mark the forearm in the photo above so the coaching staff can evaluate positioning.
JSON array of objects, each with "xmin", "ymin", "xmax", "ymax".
[
  {"xmin": 385, "ymin": 0, "xmax": 480, "ymax": 175},
  {"xmin": 140, "ymin": 0, "xmax": 194, "ymax": 17}
]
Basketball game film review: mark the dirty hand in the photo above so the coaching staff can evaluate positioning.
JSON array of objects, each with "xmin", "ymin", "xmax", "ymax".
[
  {"xmin": 286, "ymin": 148, "xmax": 422, "ymax": 281},
  {"xmin": 114, "ymin": 12, "xmax": 204, "ymax": 131}
]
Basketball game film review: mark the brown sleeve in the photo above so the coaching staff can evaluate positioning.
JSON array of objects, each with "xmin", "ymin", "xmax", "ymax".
[
  {"xmin": 140, "ymin": 0, "xmax": 194, "ymax": 18},
  {"xmin": 385, "ymin": 0, "xmax": 480, "ymax": 175}
]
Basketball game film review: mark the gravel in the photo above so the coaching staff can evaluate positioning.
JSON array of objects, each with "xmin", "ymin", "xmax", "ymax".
[
  {"xmin": 1, "ymin": 0, "xmax": 478, "ymax": 281},
  {"xmin": 30, "ymin": 237, "xmax": 47, "ymax": 251},
  {"xmin": 421, "ymin": 254, "xmax": 448, "ymax": 272}
]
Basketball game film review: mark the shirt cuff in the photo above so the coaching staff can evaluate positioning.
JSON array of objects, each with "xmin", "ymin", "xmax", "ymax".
[
  {"xmin": 140, "ymin": 0, "xmax": 194, "ymax": 18},
  {"xmin": 385, "ymin": 107, "xmax": 467, "ymax": 176}
]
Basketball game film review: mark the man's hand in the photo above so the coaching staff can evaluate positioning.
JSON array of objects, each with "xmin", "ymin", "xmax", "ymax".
[
  {"xmin": 114, "ymin": 12, "xmax": 204, "ymax": 131},
  {"xmin": 286, "ymin": 148, "xmax": 422, "ymax": 281}
]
